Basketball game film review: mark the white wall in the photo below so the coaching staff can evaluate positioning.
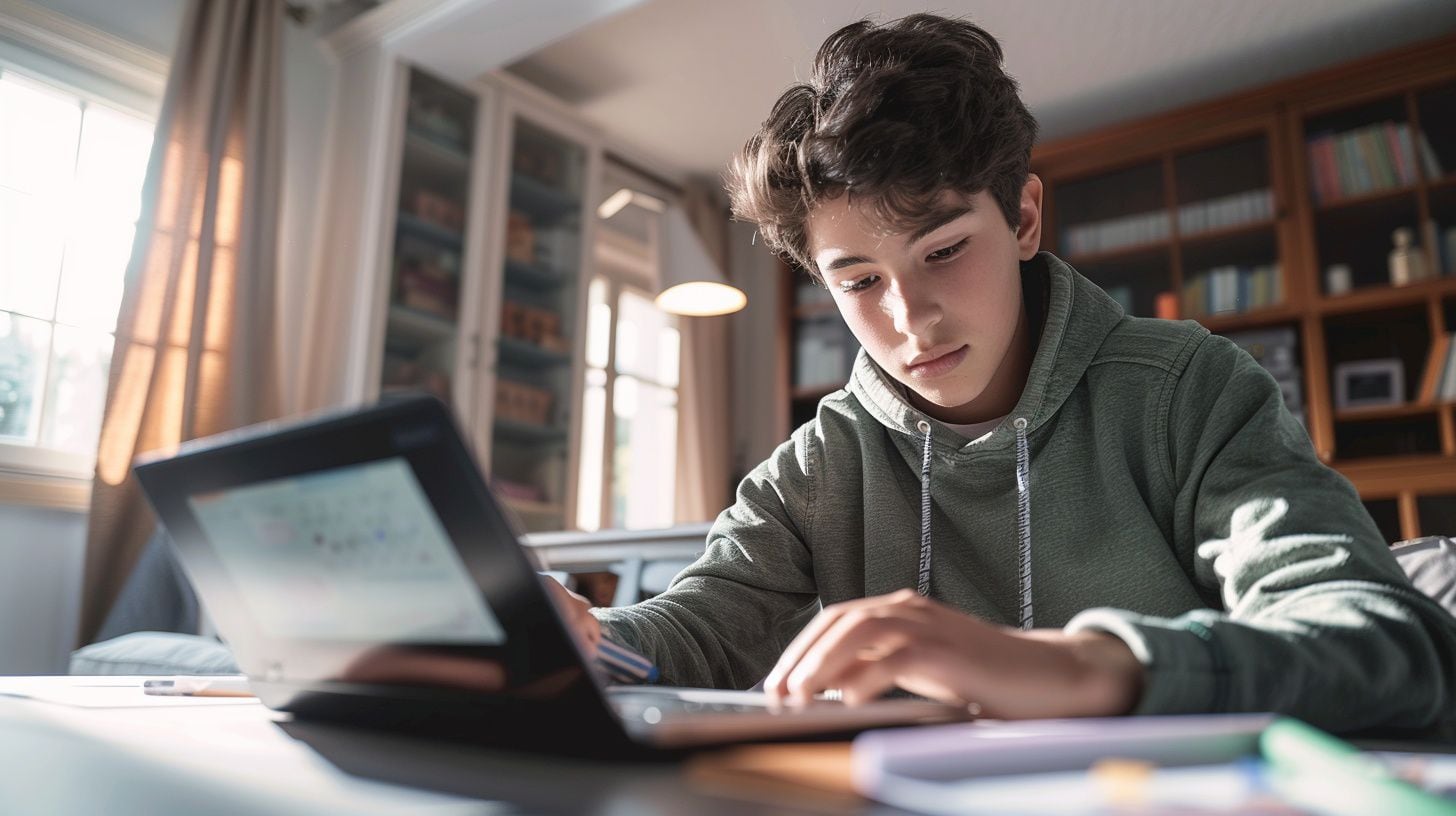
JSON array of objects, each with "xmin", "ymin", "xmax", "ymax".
[
  {"xmin": 0, "ymin": 505, "xmax": 87, "ymax": 674},
  {"xmin": 729, "ymin": 220, "xmax": 788, "ymax": 485}
]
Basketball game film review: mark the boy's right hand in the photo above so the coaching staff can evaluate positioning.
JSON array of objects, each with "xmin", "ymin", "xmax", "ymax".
[{"xmin": 542, "ymin": 575, "xmax": 602, "ymax": 652}]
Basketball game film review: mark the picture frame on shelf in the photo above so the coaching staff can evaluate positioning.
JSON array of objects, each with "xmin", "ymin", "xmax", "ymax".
[{"xmin": 1333, "ymin": 358, "xmax": 1406, "ymax": 410}]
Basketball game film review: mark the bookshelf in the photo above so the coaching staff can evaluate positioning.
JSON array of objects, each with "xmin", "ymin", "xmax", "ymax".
[
  {"xmin": 1035, "ymin": 32, "xmax": 1456, "ymax": 541},
  {"xmin": 780, "ymin": 32, "xmax": 1456, "ymax": 541}
]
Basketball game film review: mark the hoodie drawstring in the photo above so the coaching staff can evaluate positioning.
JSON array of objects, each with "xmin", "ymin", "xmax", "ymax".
[
  {"xmin": 915, "ymin": 420, "xmax": 934, "ymax": 596},
  {"xmin": 1013, "ymin": 418, "xmax": 1033, "ymax": 630},
  {"xmin": 916, "ymin": 417, "xmax": 1034, "ymax": 630}
]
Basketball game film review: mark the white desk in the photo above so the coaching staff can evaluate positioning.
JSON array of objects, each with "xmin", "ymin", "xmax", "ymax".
[{"xmin": 0, "ymin": 677, "xmax": 880, "ymax": 816}]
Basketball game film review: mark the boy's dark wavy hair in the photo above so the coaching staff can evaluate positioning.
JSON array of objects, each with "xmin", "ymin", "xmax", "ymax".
[{"xmin": 725, "ymin": 14, "xmax": 1039, "ymax": 281}]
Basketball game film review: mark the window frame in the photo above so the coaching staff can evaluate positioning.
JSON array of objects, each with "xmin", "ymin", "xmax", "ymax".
[
  {"xmin": 0, "ymin": 4, "xmax": 167, "ymax": 509},
  {"xmin": 578, "ymin": 217, "xmax": 682, "ymax": 531}
]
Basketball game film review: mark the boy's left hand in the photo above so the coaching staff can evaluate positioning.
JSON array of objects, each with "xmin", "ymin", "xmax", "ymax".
[{"xmin": 763, "ymin": 589, "xmax": 1143, "ymax": 718}]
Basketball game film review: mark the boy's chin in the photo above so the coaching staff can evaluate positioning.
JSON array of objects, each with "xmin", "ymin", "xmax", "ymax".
[{"xmin": 905, "ymin": 383, "xmax": 989, "ymax": 419}]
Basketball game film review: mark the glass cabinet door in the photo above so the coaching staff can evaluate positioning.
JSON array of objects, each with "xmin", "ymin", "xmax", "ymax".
[
  {"xmin": 490, "ymin": 116, "xmax": 587, "ymax": 532},
  {"xmin": 380, "ymin": 69, "xmax": 477, "ymax": 408}
]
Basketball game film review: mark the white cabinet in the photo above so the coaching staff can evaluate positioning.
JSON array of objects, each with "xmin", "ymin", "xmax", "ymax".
[{"xmin": 360, "ymin": 65, "xmax": 602, "ymax": 532}]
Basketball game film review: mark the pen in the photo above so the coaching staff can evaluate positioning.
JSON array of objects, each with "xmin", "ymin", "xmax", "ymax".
[
  {"xmin": 142, "ymin": 676, "xmax": 255, "ymax": 698},
  {"xmin": 1261, "ymin": 717, "xmax": 1453, "ymax": 816},
  {"xmin": 596, "ymin": 637, "xmax": 659, "ymax": 684}
]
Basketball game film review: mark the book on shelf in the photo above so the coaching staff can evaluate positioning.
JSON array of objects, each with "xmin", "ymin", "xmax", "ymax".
[
  {"xmin": 1181, "ymin": 264, "xmax": 1282, "ymax": 318},
  {"xmin": 1305, "ymin": 121, "xmax": 1441, "ymax": 203},
  {"xmin": 1417, "ymin": 333, "xmax": 1452, "ymax": 404},
  {"xmin": 1175, "ymin": 189, "xmax": 1273, "ymax": 237},
  {"xmin": 1438, "ymin": 333, "xmax": 1456, "ymax": 402}
]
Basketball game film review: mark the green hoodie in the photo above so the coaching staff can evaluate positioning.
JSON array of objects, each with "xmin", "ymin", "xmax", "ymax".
[{"xmin": 595, "ymin": 251, "xmax": 1456, "ymax": 733}]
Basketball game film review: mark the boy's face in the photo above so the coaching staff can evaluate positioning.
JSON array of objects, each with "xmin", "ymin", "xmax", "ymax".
[{"xmin": 806, "ymin": 177, "xmax": 1044, "ymax": 424}]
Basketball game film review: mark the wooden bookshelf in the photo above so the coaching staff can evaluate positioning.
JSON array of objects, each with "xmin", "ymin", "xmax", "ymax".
[{"xmin": 1031, "ymin": 31, "xmax": 1456, "ymax": 540}]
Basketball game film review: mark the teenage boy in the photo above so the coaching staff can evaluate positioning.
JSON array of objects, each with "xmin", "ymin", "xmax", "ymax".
[{"xmin": 548, "ymin": 14, "xmax": 1455, "ymax": 732}]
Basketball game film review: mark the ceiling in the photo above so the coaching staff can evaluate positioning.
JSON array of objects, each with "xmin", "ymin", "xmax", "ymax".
[{"xmin": 506, "ymin": 0, "xmax": 1456, "ymax": 182}]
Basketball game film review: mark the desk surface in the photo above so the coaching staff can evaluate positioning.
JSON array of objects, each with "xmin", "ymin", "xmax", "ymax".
[{"xmin": 0, "ymin": 677, "xmax": 888, "ymax": 816}]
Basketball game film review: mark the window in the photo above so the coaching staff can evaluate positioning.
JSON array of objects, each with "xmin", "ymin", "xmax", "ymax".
[
  {"xmin": 576, "ymin": 169, "xmax": 681, "ymax": 530},
  {"xmin": 0, "ymin": 66, "xmax": 154, "ymax": 479}
]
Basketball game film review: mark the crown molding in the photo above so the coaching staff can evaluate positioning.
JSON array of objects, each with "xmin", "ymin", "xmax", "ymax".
[
  {"xmin": 322, "ymin": 0, "xmax": 471, "ymax": 57},
  {"xmin": 0, "ymin": 0, "xmax": 168, "ymax": 96}
]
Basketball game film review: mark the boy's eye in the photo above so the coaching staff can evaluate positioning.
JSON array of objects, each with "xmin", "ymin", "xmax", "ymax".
[
  {"xmin": 839, "ymin": 275, "xmax": 880, "ymax": 294},
  {"xmin": 926, "ymin": 238, "xmax": 968, "ymax": 262}
]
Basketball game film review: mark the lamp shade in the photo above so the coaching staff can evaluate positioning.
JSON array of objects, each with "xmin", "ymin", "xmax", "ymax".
[{"xmin": 655, "ymin": 205, "xmax": 747, "ymax": 317}]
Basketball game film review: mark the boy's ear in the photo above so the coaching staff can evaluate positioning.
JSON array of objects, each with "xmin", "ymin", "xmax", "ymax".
[{"xmin": 1016, "ymin": 174, "xmax": 1044, "ymax": 261}]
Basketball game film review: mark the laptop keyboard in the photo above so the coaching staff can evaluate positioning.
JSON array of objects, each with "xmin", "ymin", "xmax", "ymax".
[{"xmin": 606, "ymin": 688, "xmax": 842, "ymax": 719}]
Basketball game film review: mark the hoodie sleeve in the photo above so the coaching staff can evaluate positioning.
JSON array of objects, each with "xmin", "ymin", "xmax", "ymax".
[
  {"xmin": 590, "ymin": 423, "xmax": 822, "ymax": 689},
  {"xmin": 1066, "ymin": 331, "xmax": 1456, "ymax": 733}
]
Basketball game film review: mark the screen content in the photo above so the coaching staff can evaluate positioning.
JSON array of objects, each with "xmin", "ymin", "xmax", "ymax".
[{"xmin": 188, "ymin": 457, "xmax": 506, "ymax": 644}]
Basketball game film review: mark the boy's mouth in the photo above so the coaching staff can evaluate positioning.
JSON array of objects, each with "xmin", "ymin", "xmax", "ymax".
[{"xmin": 906, "ymin": 344, "xmax": 969, "ymax": 379}]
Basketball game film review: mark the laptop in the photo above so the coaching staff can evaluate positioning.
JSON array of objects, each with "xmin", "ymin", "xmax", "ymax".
[{"xmin": 133, "ymin": 394, "xmax": 971, "ymax": 757}]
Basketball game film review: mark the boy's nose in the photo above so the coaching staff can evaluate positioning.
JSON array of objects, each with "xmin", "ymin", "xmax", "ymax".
[{"xmin": 887, "ymin": 282, "xmax": 942, "ymax": 337}]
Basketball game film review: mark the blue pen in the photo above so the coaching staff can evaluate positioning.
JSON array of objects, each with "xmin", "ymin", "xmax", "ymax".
[{"xmin": 595, "ymin": 636, "xmax": 659, "ymax": 684}]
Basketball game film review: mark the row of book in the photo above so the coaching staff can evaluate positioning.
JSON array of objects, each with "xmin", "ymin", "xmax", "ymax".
[
  {"xmin": 1181, "ymin": 264, "xmax": 1284, "ymax": 318},
  {"xmin": 1305, "ymin": 121, "xmax": 1444, "ymax": 204},
  {"xmin": 1064, "ymin": 189, "xmax": 1274, "ymax": 257},
  {"xmin": 1224, "ymin": 326, "xmax": 1307, "ymax": 427},
  {"xmin": 1176, "ymin": 189, "xmax": 1274, "ymax": 237}
]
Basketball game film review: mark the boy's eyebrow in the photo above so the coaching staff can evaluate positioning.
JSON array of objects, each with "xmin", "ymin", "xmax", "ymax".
[
  {"xmin": 820, "ymin": 203, "xmax": 976, "ymax": 274},
  {"xmin": 905, "ymin": 204, "xmax": 975, "ymax": 245}
]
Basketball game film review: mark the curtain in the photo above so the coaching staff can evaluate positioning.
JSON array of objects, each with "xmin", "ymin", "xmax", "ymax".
[
  {"xmin": 78, "ymin": 0, "xmax": 286, "ymax": 644},
  {"xmin": 673, "ymin": 183, "xmax": 736, "ymax": 523}
]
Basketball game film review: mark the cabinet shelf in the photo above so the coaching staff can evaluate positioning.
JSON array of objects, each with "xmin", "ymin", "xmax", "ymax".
[
  {"xmin": 1313, "ymin": 183, "xmax": 1418, "ymax": 213},
  {"xmin": 1197, "ymin": 305, "xmax": 1301, "ymax": 333},
  {"xmin": 1178, "ymin": 218, "xmax": 1279, "ymax": 247},
  {"xmin": 494, "ymin": 418, "xmax": 569, "ymax": 446},
  {"xmin": 385, "ymin": 304, "xmax": 455, "ymax": 349},
  {"xmin": 504, "ymin": 259, "xmax": 568, "ymax": 290},
  {"xmin": 1334, "ymin": 402, "xmax": 1449, "ymax": 422},
  {"xmin": 498, "ymin": 336, "xmax": 571, "ymax": 368},
  {"xmin": 404, "ymin": 127, "xmax": 470, "ymax": 167},
  {"xmin": 510, "ymin": 174, "xmax": 579, "ymax": 223},
  {"xmin": 1318, "ymin": 276, "xmax": 1456, "ymax": 316},
  {"xmin": 397, "ymin": 212, "xmax": 464, "ymax": 249}
]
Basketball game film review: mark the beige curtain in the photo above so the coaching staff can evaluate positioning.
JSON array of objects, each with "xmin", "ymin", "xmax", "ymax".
[
  {"xmin": 78, "ymin": 0, "xmax": 286, "ymax": 644},
  {"xmin": 674, "ymin": 183, "xmax": 736, "ymax": 522}
]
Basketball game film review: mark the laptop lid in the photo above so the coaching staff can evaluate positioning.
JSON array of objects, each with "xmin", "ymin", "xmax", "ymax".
[{"xmin": 133, "ymin": 395, "xmax": 632, "ymax": 752}]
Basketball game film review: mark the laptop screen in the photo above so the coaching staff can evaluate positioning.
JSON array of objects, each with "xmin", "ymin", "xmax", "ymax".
[
  {"xmin": 133, "ymin": 396, "xmax": 602, "ymax": 711},
  {"xmin": 188, "ymin": 457, "xmax": 507, "ymax": 645}
]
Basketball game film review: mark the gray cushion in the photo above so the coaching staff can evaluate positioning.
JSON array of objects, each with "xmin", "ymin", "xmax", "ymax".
[
  {"xmin": 69, "ymin": 632, "xmax": 239, "ymax": 676},
  {"xmin": 1392, "ymin": 536, "xmax": 1456, "ymax": 616}
]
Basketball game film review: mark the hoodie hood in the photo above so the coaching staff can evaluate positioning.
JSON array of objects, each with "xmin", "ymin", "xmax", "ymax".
[{"xmin": 846, "ymin": 251, "xmax": 1127, "ymax": 626}]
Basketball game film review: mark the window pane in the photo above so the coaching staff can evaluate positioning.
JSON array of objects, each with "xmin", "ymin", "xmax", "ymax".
[
  {"xmin": 0, "ymin": 73, "xmax": 80, "ymax": 196},
  {"xmin": 74, "ymin": 105, "xmax": 153, "ymax": 223},
  {"xmin": 0, "ymin": 311, "xmax": 53, "ymax": 443},
  {"xmin": 39, "ymin": 324, "xmax": 112, "ymax": 456},
  {"xmin": 660, "ymin": 326, "xmax": 680, "ymax": 388},
  {"xmin": 585, "ymin": 276, "xmax": 611, "ymax": 369},
  {"xmin": 616, "ymin": 289, "xmax": 677, "ymax": 385},
  {"xmin": 55, "ymin": 220, "xmax": 133, "ymax": 331},
  {"xmin": 0, "ymin": 188, "xmax": 65, "ymax": 318},
  {"xmin": 612, "ymin": 374, "xmax": 676, "ymax": 529},
  {"xmin": 575, "ymin": 380, "xmax": 606, "ymax": 532}
]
